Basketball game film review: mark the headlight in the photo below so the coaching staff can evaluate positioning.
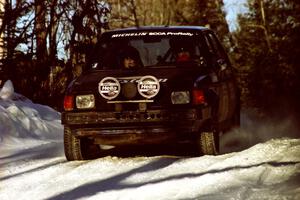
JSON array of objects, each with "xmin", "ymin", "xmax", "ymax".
[
  {"xmin": 76, "ymin": 94, "xmax": 95, "ymax": 109},
  {"xmin": 171, "ymin": 91, "xmax": 190, "ymax": 104}
]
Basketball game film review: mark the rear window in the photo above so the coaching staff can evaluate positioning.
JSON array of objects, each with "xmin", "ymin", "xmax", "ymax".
[{"xmin": 89, "ymin": 31, "xmax": 209, "ymax": 70}]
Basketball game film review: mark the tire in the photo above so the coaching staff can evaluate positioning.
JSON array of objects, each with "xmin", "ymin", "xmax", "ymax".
[
  {"xmin": 198, "ymin": 131, "xmax": 219, "ymax": 155},
  {"xmin": 64, "ymin": 126, "xmax": 101, "ymax": 161}
]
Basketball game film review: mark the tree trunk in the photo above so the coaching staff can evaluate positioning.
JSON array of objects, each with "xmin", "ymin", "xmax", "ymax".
[
  {"xmin": 35, "ymin": 0, "xmax": 47, "ymax": 62},
  {"xmin": 0, "ymin": 0, "xmax": 5, "ymax": 59},
  {"xmin": 5, "ymin": 0, "xmax": 15, "ymax": 59},
  {"xmin": 259, "ymin": 0, "xmax": 272, "ymax": 52},
  {"xmin": 49, "ymin": 0, "xmax": 58, "ymax": 65}
]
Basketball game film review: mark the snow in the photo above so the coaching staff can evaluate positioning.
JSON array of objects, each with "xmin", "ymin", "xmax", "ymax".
[
  {"xmin": 0, "ymin": 80, "xmax": 14, "ymax": 100},
  {"xmin": 0, "ymin": 80, "xmax": 300, "ymax": 200},
  {"xmin": 0, "ymin": 80, "xmax": 62, "ymax": 148}
]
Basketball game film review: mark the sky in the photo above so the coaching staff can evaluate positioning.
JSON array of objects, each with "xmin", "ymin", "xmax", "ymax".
[
  {"xmin": 0, "ymin": 80, "xmax": 300, "ymax": 200},
  {"xmin": 223, "ymin": 0, "xmax": 249, "ymax": 31}
]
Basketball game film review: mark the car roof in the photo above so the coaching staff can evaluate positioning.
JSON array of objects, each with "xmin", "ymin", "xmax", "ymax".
[{"xmin": 103, "ymin": 26, "xmax": 210, "ymax": 35}]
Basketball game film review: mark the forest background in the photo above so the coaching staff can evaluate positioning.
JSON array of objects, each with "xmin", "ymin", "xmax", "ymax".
[{"xmin": 0, "ymin": 0, "xmax": 299, "ymax": 118}]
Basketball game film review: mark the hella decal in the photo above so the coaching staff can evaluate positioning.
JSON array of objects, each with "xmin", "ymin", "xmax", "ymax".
[
  {"xmin": 138, "ymin": 75, "xmax": 160, "ymax": 99},
  {"xmin": 98, "ymin": 77, "xmax": 121, "ymax": 100}
]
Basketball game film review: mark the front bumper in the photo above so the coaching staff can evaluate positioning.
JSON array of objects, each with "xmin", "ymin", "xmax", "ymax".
[
  {"xmin": 62, "ymin": 108, "xmax": 212, "ymax": 145},
  {"xmin": 62, "ymin": 108, "xmax": 210, "ymax": 124}
]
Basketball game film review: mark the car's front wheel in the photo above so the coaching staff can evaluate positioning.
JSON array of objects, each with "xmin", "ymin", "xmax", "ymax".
[
  {"xmin": 198, "ymin": 131, "xmax": 219, "ymax": 155},
  {"xmin": 64, "ymin": 126, "xmax": 101, "ymax": 161}
]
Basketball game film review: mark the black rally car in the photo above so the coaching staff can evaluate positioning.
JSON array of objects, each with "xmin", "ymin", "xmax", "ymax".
[{"xmin": 62, "ymin": 26, "xmax": 240, "ymax": 160}]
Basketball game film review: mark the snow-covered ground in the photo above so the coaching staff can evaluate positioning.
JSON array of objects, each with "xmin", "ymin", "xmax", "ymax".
[{"xmin": 1, "ymin": 80, "xmax": 300, "ymax": 200}]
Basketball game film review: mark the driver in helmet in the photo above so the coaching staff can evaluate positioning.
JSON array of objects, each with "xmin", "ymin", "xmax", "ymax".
[{"xmin": 121, "ymin": 46, "xmax": 143, "ymax": 69}]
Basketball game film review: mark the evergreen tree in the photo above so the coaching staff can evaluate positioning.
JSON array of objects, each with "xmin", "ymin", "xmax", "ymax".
[
  {"xmin": 235, "ymin": 0, "xmax": 300, "ymax": 110},
  {"xmin": 174, "ymin": 0, "xmax": 233, "ymax": 50}
]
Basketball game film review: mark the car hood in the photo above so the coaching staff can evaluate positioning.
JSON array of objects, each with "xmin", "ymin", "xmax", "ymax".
[
  {"xmin": 70, "ymin": 67, "xmax": 208, "ymax": 91},
  {"xmin": 66, "ymin": 66, "xmax": 210, "ymax": 111}
]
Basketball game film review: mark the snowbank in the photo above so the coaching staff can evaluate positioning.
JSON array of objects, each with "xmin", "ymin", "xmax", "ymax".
[{"xmin": 0, "ymin": 80, "xmax": 63, "ymax": 147}]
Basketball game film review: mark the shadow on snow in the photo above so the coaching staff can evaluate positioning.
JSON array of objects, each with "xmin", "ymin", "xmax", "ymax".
[{"xmin": 46, "ymin": 159, "xmax": 300, "ymax": 200}]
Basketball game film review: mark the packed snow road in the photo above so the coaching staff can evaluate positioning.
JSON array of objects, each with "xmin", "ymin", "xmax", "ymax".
[
  {"xmin": 0, "ymin": 80, "xmax": 300, "ymax": 200},
  {"xmin": 1, "ymin": 138, "xmax": 300, "ymax": 200}
]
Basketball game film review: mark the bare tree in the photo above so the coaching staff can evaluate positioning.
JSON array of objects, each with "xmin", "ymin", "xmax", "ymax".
[
  {"xmin": 0, "ymin": 0, "xmax": 4, "ymax": 59},
  {"xmin": 34, "ymin": 0, "xmax": 47, "ymax": 62},
  {"xmin": 109, "ymin": 0, "xmax": 177, "ymax": 28},
  {"xmin": 48, "ymin": 0, "xmax": 58, "ymax": 64}
]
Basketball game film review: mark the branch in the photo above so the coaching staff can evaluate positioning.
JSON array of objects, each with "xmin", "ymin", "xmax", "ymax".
[{"xmin": 244, "ymin": 24, "xmax": 272, "ymax": 52}]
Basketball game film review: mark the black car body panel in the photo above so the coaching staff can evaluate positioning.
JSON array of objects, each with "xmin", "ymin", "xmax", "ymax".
[{"xmin": 62, "ymin": 26, "xmax": 240, "ymax": 159}]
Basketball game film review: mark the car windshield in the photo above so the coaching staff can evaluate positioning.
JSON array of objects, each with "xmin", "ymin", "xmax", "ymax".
[{"xmin": 89, "ymin": 32, "xmax": 208, "ymax": 70}]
